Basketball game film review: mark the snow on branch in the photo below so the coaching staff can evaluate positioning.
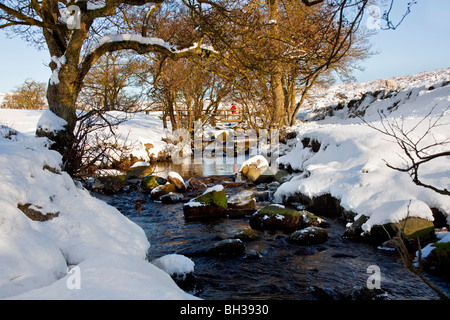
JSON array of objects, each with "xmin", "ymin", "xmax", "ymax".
[{"xmin": 80, "ymin": 34, "xmax": 217, "ymax": 82}]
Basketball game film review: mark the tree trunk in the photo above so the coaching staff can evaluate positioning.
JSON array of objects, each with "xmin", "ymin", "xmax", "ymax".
[
  {"xmin": 38, "ymin": 64, "xmax": 79, "ymax": 174},
  {"xmin": 268, "ymin": 0, "xmax": 285, "ymax": 128}
]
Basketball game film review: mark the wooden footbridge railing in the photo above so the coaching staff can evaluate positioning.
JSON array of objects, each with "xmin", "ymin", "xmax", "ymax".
[{"xmin": 174, "ymin": 109, "xmax": 244, "ymax": 124}]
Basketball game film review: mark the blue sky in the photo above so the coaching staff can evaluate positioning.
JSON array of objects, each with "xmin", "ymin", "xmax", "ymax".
[{"xmin": 0, "ymin": 0, "xmax": 449, "ymax": 92}]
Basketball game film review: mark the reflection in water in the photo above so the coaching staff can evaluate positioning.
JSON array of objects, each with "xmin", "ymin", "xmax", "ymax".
[{"xmin": 152, "ymin": 154, "xmax": 249, "ymax": 178}]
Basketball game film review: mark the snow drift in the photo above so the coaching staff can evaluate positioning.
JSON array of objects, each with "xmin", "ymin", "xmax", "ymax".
[{"xmin": 0, "ymin": 129, "xmax": 196, "ymax": 299}]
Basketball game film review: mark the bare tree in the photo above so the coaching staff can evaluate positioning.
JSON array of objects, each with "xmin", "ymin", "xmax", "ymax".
[
  {"xmin": 365, "ymin": 105, "xmax": 450, "ymax": 196},
  {"xmin": 2, "ymin": 79, "xmax": 47, "ymax": 110},
  {"xmin": 0, "ymin": 0, "xmax": 416, "ymax": 173},
  {"xmin": 78, "ymin": 51, "xmax": 144, "ymax": 112},
  {"xmin": 0, "ymin": 0, "xmax": 213, "ymax": 174},
  {"xmin": 68, "ymin": 107, "xmax": 134, "ymax": 177}
]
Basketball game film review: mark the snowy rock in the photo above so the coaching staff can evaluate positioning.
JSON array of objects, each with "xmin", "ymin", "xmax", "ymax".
[
  {"xmin": 250, "ymin": 204, "xmax": 327, "ymax": 232},
  {"xmin": 167, "ymin": 171, "xmax": 187, "ymax": 192},
  {"xmin": 186, "ymin": 177, "xmax": 207, "ymax": 191},
  {"xmin": 150, "ymin": 183, "xmax": 176, "ymax": 200},
  {"xmin": 151, "ymin": 254, "xmax": 195, "ymax": 277},
  {"xmin": 183, "ymin": 185, "xmax": 228, "ymax": 220},
  {"xmin": 385, "ymin": 79, "xmax": 398, "ymax": 89},
  {"xmin": 36, "ymin": 108, "xmax": 68, "ymax": 134},
  {"xmin": 160, "ymin": 192, "xmax": 185, "ymax": 204},
  {"xmin": 422, "ymin": 233, "xmax": 450, "ymax": 281},
  {"xmin": 239, "ymin": 155, "xmax": 270, "ymax": 182},
  {"xmin": 367, "ymin": 216, "xmax": 435, "ymax": 244},
  {"xmin": 227, "ymin": 189, "xmax": 256, "ymax": 212}
]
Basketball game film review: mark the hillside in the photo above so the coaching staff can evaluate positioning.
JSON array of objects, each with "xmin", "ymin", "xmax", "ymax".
[{"xmin": 276, "ymin": 67, "xmax": 450, "ymax": 252}]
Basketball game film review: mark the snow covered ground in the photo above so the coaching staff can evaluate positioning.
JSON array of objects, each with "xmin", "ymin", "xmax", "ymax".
[
  {"xmin": 275, "ymin": 68, "xmax": 450, "ymax": 245},
  {"xmin": 0, "ymin": 109, "xmax": 170, "ymax": 162},
  {"xmin": 0, "ymin": 111, "xmax": 197, "ymax": 299}
]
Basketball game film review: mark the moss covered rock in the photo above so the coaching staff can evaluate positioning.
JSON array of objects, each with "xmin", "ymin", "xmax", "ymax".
[
  {"xmin": 249, "ymin": 205, "xmax": 327, "ymax": 232},
  {"xmin": 367, "ymin": 217, "xmax": 435, "ymax": 243},
  {"xmin": 150, "ymin": 183, "xmax": 176, "ymax": 200},
  {"xmin": 183, "ymin": 185, "xmax": 228, "ymax": 220},
  {"xmin": 141, "ymin": 175, "xmax": 167, "ymax": 192},
  {"xmin": 249, "ymin": 205, "xmax": 304, "ymax": 232},
  {"xmin": 209, "ymin": 239, "xmax": 246, "ymax": 257},
  {"xmin": 423, "ymin": 241, "xmax": 450, "ymax": 281},
  {"xmin": 233, "ymin": 228, "xmax": 262, "ymax": 242},
  {"xmin": 93, "ymin": 170, "xmax": 127, "ymax": 194},
  {"xmin": 126, "ymin": 164, "xmax": 153, "ymax": 179},
  {"xmin": 289, "ymin": 227, "xmax": 328, "ymax": 245}
]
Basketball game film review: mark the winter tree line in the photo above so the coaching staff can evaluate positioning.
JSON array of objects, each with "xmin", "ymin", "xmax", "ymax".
[{"xmin": 0, "ymin": 0, "xmax": 415, "ymax": 175}]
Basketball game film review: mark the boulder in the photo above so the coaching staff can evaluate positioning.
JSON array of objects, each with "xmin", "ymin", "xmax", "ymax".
[
  {"xmin": 183, "ymin": 185, "xmax": 228, "ymax": 220},
  {"xmin": 92, "ymin": 170, "xmax": 127, "ymax": 194},
  {"xmin": 167, "ymin": 171, "xmax": 187, "ymax": 192},
  {"xmin": 160, "ymin": 192, "xmax": 185, "ymax": 204},
  {"xmin": 227, "ymin": 190, "xmax": 256, "ymax": 208},
  {"xmin": 345, "ymin": 215, "xmax": 435, "ymax": 244},
  {"xmin": 385, "ymin": 79, "xmax": 398, "ymax": 89},
  {"xmin": 289, "ymin": 227, "xmax": 328, "ymax": 245},
  {"xmin": 233, "ymin": 228, "xmax": 262, "ymax": 242},
  {"xmin": 186, "ymin": 177, "xmax": 207, "ymax": 191},
  {"xmin": 249, "ymin": 204, "xmax": 304, "ymax": 232},
  {"xmin": 208, "ymin": 239, "xmax": 246, "ymax": 257},
  {"xmin": 254, "ymin": 168, "xmax": 276, "ymax": 184},
  {"xmin": 126, "ymin": 162, "xmax": 153, "ymax": 179},
  {"xmin": 150, "ymin": 183, "xmax": 176, "ymax": 200},
  {"xmin": 244, "ymin": 250, "xmax": 263, "ymax": 260},
  {"xmin": 239, "ymin": 155, "xmax": 270, "ymax": 182},
  {"xmin": 249, "ymin": 204, "xmax": 326, "ymax": 232},
  {"xmin": 226, "ymin": 189, "xmax": 256, "ymax": 218},
  {"xmin": 423, "ymin": 241, "xmax": 450, "ymax": 281},
  {"xmin": 141, "ymin": 175, "xmax": 167, "ymax": 192}
]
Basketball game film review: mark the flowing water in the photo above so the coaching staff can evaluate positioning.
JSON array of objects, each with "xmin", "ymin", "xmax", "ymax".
[{"xmin": 95, "ymin": 157, "xmax": 448, "ymax": 300}]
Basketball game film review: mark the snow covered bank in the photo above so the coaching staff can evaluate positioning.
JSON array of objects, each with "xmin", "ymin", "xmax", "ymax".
[
  {"xmin": 0, "ymin": 129, "xmax": 197, "ymax": 299},
  {"xmin": 275, "ymin": 68, "xmax": 450, "ymax": 236},
  {"xmin": 0, "ymin": 109, "xmax": 170, "ymax": 163}
]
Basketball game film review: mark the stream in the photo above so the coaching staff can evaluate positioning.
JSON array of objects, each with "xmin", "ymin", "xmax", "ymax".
[{"xmin": 94, "ymin": 157, "xmax": 447, "ymax": 300}]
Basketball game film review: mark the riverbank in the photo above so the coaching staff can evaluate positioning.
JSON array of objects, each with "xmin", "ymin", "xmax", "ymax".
[{"xmin": 0, "ymin": 67, "xmax": 449, "ymax": 299}]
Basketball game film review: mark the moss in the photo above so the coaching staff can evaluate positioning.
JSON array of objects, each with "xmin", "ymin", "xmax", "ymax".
[
  {"xmin": 432, "ymin": 242, "xmax": 450, "ymax": 257},
  {"xmin": 250, "ymin": 205, "xmax": 304, "ymax": 231},
  {"xmin": 234, "ymin": 228, "xmax": 262, "ymax": 242},
  {"xmin": 258, "ymin": 205, "xmax": 303, "ymax": 218},
  {"xmin": 193, "ymin": 188, "xmax": 228, "ymax": 208},
  {"xmin": 141, "ymin": 175, "xmax": 166, "ymax": 191},
  {"xmin": 126, "ymin": 165, "xmax": 154, "ymax": 179},
  {"xmin": 95, "ymin": 174, "xmax": 127, "ymax": 193}
]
